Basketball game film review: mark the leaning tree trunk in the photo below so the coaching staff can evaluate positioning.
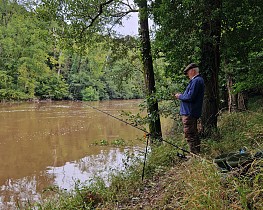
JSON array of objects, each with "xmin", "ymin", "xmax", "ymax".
[
  {"xmin": 200, "ymin": 0, "xmax": 221, "ymax": 136},
  {"xmin": 135, "ymin": 0, "xmax": 162, "ymax": 142}
]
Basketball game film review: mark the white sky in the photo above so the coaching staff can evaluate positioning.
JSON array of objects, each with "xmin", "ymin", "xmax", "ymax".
[
  {"xmin": 114, "ymin": 13, "xmax": 154, "ymax": 36},
  {"xmin": 114, "ymin": 13, "xmax": 139, "ymax": 36}
]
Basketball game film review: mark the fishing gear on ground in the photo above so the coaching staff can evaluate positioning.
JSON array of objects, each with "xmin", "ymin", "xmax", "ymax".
[{"xmin": 213, "ymin": 147, "xmax": 263, "ymax": 172}]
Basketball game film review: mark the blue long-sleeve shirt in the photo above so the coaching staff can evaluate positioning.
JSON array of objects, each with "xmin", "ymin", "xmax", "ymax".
[{"xmin": 178, "ymin": 74, "xmax": 205, "ymax": 118}]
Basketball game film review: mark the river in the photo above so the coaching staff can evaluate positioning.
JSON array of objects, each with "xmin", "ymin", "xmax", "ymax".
[{"xmin": 0, "ymin": 100, "xmax": 173, "ymax": 209}]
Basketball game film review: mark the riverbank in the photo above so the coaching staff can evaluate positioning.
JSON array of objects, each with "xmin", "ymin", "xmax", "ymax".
[{"xmin": 30, "ymin": 97, "xmax": 262, "ymax": 209}]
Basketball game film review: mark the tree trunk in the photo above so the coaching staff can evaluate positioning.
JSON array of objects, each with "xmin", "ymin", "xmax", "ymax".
[
  {"xmin": 227, "ymin": 74, "xmax": 247, "ymax": 112},
  {"xmin": 227, "ymin": 74, "xmax": 237, "ymax": 112},
  {"xmin": 135, "ymin": 0, "xmax": 162, "ymax": 142},
  {"xmin": 237, "ymin": 92, "xmax": 247, "ymax": 110},
  {"xmin": 200, "ymin": 0, "xmax": 221, "ymax": 136}
]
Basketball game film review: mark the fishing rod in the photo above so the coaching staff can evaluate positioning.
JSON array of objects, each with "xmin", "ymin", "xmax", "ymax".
[
  {"xmin": 85, "ymin": 102, "xmax": 191, "ymax": 154},
  {"xmin": 85, "ymin": 103, "xmax": 147, "ymax": 133}
]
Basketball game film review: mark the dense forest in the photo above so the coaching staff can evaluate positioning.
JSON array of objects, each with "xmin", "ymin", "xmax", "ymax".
[
  {"xmin": 0, "ymin": 0, "xmax": 262, "ymax": 135},
  {"xmin": 0, "ymin": 1, "xmax": 145, "ymax": 101}
]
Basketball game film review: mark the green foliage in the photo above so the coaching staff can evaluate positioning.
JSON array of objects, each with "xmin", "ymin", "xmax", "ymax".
[
  {"xmin": 0, "ymin": 71, "xmax": 12, "ymax": 88},
  {"xmin": 35, "ymin": 72, "xmax": 69, "ymax": 99},
  {"xmin": 31, "ymin": 181, "xmax": 105, "ymax": 209},
  {"xmin": 0, "ymin": 0, "xmax": 69, "ymax": 100},
  {"xmin": 111, "ymin": 138, "xmax": 126, "ymax": 146},
  {"xmin": 143, "ymin": 143, "xmax": 181, "ymax": 176},
  {"xmin": 93, "ymin": 138, "xmax": 129, "ymax": 147},
  {"xmin": 0, "ymin": 88, "xmax": 27, "ymax": 100},
  {"xmin": 232, "ymin": 52, "xmax": 263, "ymax": 93},
  {"xmin": 152, "ymin": 0, "xmax": 203, "ymax": 76},
  {"xmin": 81, "ymin": 86, "xmax": 100, "ymax": 101},
  {"xmin": 0, "ymin": 1, "xmax": 145, "ymax": 102},
  {"xmin": 93, "ymin": 139, "xmax": 109, "ymax": 146},
  {"xmin": 64, "ymin": 38, "xmax": 144, "ymax": 101},
  {"xmin": 105, "ymin": 58, "xmax": 144, "ymax": 99},
  {"xmin": 221, "ymin": 0, "xmax": 263, "ymax": 93},
  {"xmin": 247, "ymin": 96, "xmax": 263, "ymax": 112}
]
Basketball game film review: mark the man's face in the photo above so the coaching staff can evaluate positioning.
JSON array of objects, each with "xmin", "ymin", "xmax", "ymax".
[{"xmin": 187, "ymin": 68, "xmax": 195, "ymax": 79}]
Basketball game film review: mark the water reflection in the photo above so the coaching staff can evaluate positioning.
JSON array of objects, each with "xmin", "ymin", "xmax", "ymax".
[
  {"xmin": 46, "ymin": 147, "xmax": 142, "ymax": 190},
  {"xmin": 0, "ymin": 147, "xmax": 141, "ymax": 209}
]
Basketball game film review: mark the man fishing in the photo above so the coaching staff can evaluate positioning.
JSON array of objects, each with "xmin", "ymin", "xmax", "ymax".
[{"xmin": 174, "ymin": 63, "xmax": 205, "ymax": 154}]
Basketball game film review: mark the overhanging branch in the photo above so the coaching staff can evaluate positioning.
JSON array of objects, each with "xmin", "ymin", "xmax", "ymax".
[
  {"xmin": 80, "ymin": 0, "xmax": 115, "ymax": 35},
  {"xmin": 79, "ymin": 0, "xmax": 138, "ymax": 37}
]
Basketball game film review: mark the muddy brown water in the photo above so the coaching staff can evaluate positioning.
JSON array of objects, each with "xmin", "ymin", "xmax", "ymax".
[{"xmin": 0, "ymin": 100, "xmax": 172, "ymax": 209}]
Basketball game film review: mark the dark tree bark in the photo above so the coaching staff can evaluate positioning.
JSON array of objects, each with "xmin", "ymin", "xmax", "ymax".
[
  {"xmin": 135, "ymin": 0, "xmax": 162, "ymax": 142},
  {"xmin": 200, "ymin": 0, "xmax": 222, "ymax": 136}
]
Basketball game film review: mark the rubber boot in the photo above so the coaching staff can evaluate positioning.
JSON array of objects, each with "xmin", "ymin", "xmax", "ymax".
[{"xmin": 189, "ymin": 141, "xmax": 200, "ymax": 154}]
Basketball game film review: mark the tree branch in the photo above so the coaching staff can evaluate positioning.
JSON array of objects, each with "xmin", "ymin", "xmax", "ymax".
[
  {"xmin": 111, "ymin": 9, "xmax": 139, "ymax": 18},
  {"xmin": 80, "ymin": 0, "xmax": 115, "ymax": 35}
]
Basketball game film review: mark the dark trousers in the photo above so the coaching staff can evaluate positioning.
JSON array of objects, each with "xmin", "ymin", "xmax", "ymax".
[{"xmin": 182, "ymin": 115, "xmax": 200, "ymax": 154}]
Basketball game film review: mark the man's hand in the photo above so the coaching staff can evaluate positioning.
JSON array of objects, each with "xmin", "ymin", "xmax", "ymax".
[{"xmin": 175, "ymin": 93, "xmax": 181, "ymax": 99}]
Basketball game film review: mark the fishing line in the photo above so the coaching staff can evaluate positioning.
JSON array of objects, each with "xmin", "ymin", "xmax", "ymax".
[
  {"xmin": 85, "ymin": 103, "xmax": 147, "ymax": 133},
  {"xmin": 85, "ymin": 102, "xmax": 191, "ymax": 153}
]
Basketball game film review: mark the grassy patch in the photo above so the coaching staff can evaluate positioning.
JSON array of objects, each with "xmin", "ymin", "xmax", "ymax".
[{"xmin": 92, "ymin": 138, "xmax": 137, "ymax": 147}]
